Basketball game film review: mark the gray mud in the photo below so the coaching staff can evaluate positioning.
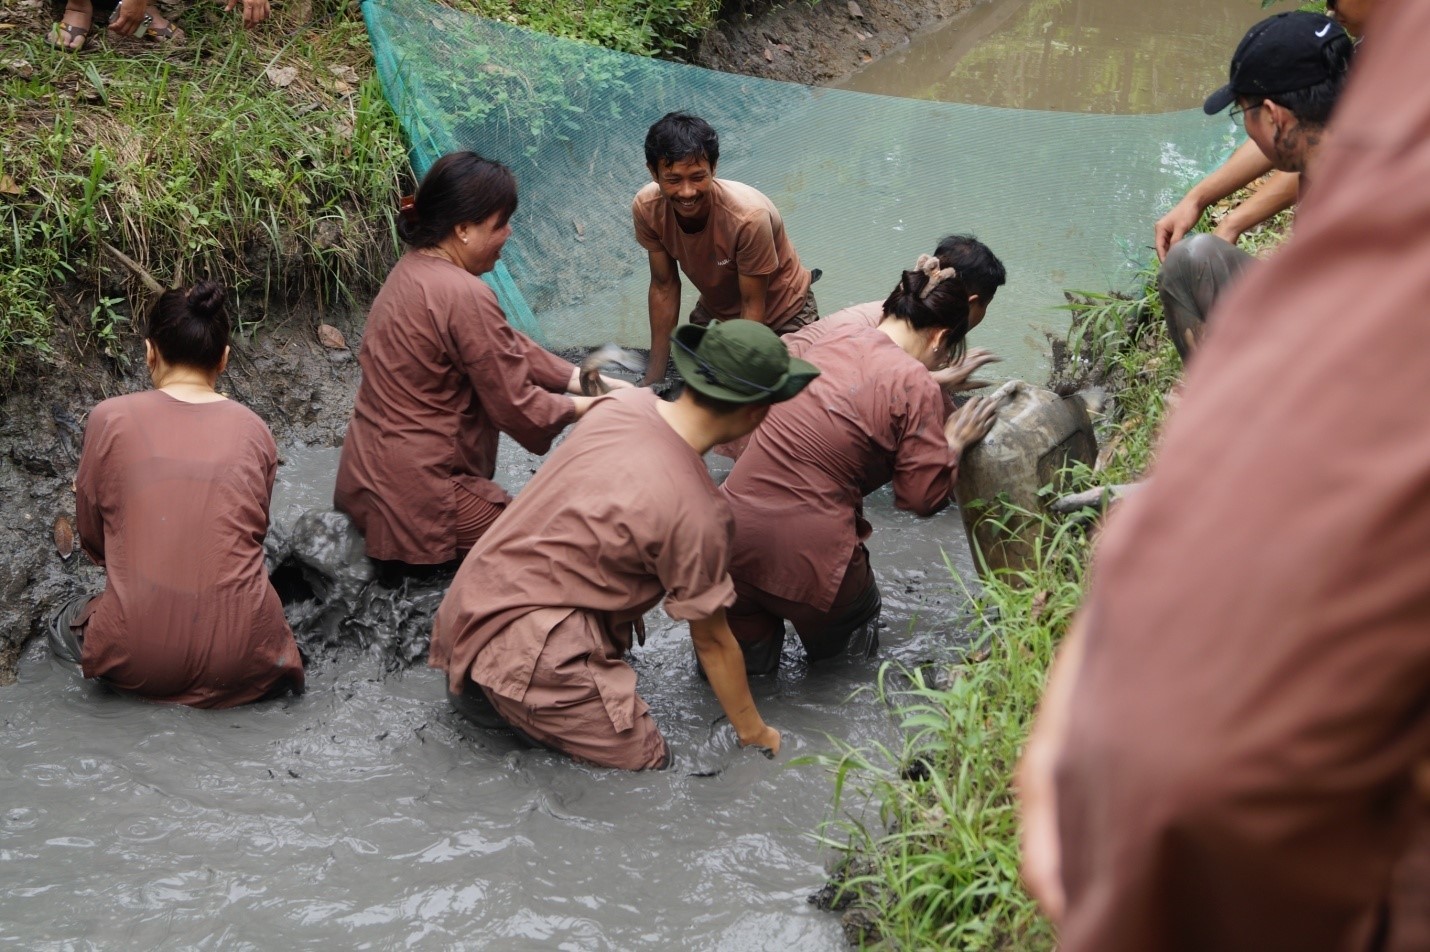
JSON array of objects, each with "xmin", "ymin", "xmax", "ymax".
[{"xmin": 2, "ymin": 433, "xmax": 982, "ymax": 948}]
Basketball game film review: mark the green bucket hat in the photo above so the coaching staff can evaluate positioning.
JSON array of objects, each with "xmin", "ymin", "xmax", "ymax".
[{"xmin": 671, "ymin": 320, "xmax": 820, "ymax": 404}]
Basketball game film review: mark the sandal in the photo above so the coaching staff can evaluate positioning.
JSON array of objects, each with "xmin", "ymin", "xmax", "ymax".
[
  {"xmin": 141, "ymin": 8, "xmax": 184, "ymax": 41},
  {"xmin": 47, "ymin": 3, "xmax": 93, "ymax": 51}
]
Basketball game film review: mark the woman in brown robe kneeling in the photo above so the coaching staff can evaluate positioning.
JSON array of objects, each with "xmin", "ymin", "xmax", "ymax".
[
  {"xmin": 54, "ymin": 281, "xmax": 305, "ymax": 707},
  {"xmin": 719, "ymin": 255, "xmax": 1000, "ymax": 672},
  {"xmin": 334, "ymin": 152, "xmax": 607, "ymax": 568}
]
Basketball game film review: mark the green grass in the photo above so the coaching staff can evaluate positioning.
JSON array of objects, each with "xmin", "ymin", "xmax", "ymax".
[
  {"xmin": 804, "ymin": 265, "xmax": 1190, "ymax": 949},
  {"xmin": 0, "ymin": 0, "xmax": 411, "ymax": 384},
  {"xmin": 0, "ymin": 0, "xmax": 724, "ymax": 386}
]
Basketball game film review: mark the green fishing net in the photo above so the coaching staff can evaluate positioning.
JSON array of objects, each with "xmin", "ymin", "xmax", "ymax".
[{"xmin": 363, "ymin": 0, "xmax": 1235, "ymax": 372}]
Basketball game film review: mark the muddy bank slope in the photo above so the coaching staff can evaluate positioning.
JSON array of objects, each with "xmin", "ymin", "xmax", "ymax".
[{"xmin": 694, "ymin": 0, "xmax": 977, "ymax": 85}]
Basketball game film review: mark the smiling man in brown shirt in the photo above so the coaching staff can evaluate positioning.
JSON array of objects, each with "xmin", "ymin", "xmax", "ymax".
[{"xmin": 633, "ymin": 112, "xmax": 816, "ymax": 387}]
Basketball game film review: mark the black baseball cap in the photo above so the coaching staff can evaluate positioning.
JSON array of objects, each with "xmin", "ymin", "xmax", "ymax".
[{"xmin": 1203, "ymin": 11, "xmax": 1345, "ymax": 115}]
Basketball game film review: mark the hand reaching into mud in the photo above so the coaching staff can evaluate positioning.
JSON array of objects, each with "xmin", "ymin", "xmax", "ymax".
[
  {"xmin": 945, "ymin": 395, "xmax": 1000, "ymax": 456},
  {"xmin": 740, "ymin": 724, "xmax": 781, "ymax": 759},
  {"xmin": 932, "ymin": 348, "xmax": 1001, "ymax": 392}
]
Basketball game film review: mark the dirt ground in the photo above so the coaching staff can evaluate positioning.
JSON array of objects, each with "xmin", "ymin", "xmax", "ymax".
[
  {"xmin": 0, "ymin": 0, "xmax": 975, "ymax": 681},
  {"xmin": 694, "ymin": 0, "xmax": 976, "ymax": 85}
]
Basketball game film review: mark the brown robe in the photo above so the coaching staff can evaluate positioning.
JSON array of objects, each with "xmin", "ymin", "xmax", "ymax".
[
  {"xmin": 1054, "ymin": 3, "xmax": 1430, "ymax": 947},
  {"xmin": 73, "ymin": 391, "xmax": 304, "ymax": 708},
  {"xmin": 429, "ymin": 389, "xmax": 736, "ymax": 765},
  {"xmin": 335, "ymin": 252, "xmax": 578, "ymax": 564},
  {"xmin": 721, "ymin": 323, "xmax": 956, "ymax": 612},
  {"xmin": 633, "ymin": 178, "xmax": 812, "ymax": 330}
]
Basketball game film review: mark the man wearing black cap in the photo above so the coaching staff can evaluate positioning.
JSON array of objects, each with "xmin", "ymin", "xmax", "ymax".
[
  {"xmin": 1156, "ymin": 10, "xmax": 1354, "ymax": 360},
  {"xmin": 429, "ymin": 320, "xmax": 820, "ymax": 770}
]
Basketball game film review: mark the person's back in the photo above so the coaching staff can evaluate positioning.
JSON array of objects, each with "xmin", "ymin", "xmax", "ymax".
[
  {"xmin": 70, "ymin": 283, "xmax": 303, "ymax": 708},
  {"xmin": 724, "ymin": 321, "xmax": 951, "ymax": 600}
]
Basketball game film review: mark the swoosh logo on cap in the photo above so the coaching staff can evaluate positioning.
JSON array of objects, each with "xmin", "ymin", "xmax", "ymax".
[{"xmin": 1315, "ymin": 23, "xmax": 1332, "ymax": 37}]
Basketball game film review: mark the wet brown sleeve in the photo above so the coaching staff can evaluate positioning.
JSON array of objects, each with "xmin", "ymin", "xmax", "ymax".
[
  {"xmin": 733, "ymin": 209, "xmax": 779, "ymax": 278},
  {"xmin": 632, "ymin": 195, "xmax": 665, "ymax": 253},
  {"xmin": 73, "ymin": 405, "xmax": 108, "ymax": 566},
  {"xmin": 447, "ymin": 283, "xmax": 578, "ymax": 455},
  {"xmin": 890, "ymin": 380, "xmax": 956, "ymax": 517},
  {"xmin": 658, "ymin": 497, "xmax": 737, "ymax": 622}
]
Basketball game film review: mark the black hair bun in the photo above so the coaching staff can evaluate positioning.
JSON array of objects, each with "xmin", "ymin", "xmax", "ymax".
[{"xmin": 186, "ymin": 280, "xmax": 228, "ymax": 320}]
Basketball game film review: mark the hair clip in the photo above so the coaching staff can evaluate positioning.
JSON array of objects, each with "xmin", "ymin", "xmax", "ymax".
[{"xmin": 914, "ymin": 253, "xmax": 957, "ymax": 300}]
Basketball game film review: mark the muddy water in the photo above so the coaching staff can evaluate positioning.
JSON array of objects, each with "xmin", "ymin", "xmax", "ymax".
[
  {"xmin": 2, "ymin": 439, "xmax": 979, "ymax": 948},
  {"xmin": 839, "ymin": 0, "xmax": 1297, "ymax": 112}
]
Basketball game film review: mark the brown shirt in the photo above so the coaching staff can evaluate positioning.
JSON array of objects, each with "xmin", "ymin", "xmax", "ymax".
[
  {"xmin": 430, "ymin": 389, "xmax": 736, "ymax": 732},
  {"xmin": 74, "ymin": 390, "xmax": 303, "ymax": 708},
  {"xmin": 782, "ymin": 299, "xmax": 884, "ymax": 355},
  {"xmin": 721, "ymin": 324, "xmax": 956, "ymax": 610},
  {"xmin": 632, "ymin": 178, "xmax": 812, "ymax": 329},
  {"xmin": 335, "ymin": 252, "xmax": 578, "ymax": 564},
  {"xmin": 1055, "ymin": 6, "xmax": 1430, "ymax": 948}
]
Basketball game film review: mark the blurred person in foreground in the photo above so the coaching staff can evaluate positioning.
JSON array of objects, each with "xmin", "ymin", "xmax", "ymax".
[
  {"xmin": 1019, "ymin": 0, "xmax": 1430, "ymax": 947},
  {"xmin": 1154, "ymin": 10, "xmax": 1353, "ymax": 360}
]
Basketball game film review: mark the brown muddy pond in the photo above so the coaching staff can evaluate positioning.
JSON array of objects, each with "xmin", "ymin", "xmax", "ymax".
[{"xmin": 839, "ymin": 0, "xmax": 1297, "ymax": 112}]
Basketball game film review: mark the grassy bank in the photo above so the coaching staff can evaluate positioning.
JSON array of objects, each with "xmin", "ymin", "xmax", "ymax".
[
  {"xmin": 806, "ymin": 263, "xmax": 1192, "ymax": 949},
  {"xmin": 0, "ymin": 0, "xmax": 720, "ymax": 387},
  {"xmin": 0, "ymin": 0, "xmax": 409, "ymax": 383}
]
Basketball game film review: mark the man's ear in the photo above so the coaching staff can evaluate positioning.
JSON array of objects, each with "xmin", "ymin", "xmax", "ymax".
[{"xmin": 1263, "ymin": 99, "xmax": 1294, "ymax": 132}]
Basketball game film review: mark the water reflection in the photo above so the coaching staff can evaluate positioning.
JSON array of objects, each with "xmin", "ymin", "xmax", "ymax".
[{"xmin": 839, "ymin": 0, "xmax": 1297, "ymax": 113}]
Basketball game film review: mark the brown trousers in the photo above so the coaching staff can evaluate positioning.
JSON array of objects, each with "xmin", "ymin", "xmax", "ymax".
[
  {"xmin": 453, "ymin": 614, "xmax": 669, "ymax": 771},
  {"xmin": 689, "ymin": 288, "xmax": 820, "ymax": 337},
  {"xmin": 727, "ymin": 544, "xmax": 882, "ymax": 674}
]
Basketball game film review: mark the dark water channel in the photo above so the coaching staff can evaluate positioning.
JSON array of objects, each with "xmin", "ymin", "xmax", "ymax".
[{"xmin": 3, "ymin": 440, "xmax": 980, "ymax": 949}]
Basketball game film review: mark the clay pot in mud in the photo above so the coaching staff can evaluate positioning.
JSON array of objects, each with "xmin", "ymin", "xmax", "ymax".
[{"xmin": 953, "ymin": 380, "xmax": 1098, "ymax": 578}]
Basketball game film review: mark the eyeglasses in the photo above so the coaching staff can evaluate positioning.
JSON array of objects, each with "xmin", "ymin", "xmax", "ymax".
[{"xmin": 1230, "ymin": 101, "xmax": 1264, "ymax": 127}]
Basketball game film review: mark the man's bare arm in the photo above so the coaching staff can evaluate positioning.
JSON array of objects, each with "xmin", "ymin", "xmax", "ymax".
[
  {"xmin": 737, "ymin": 272, "xmax": 771, "ymax": 324},
  {"xmin": 644, "ymin": 248, "xmax": 681, "ymax": 387},
  {"xmin": 1155, "ymin": 140, "xmax": 1279, "ymax": 261},
  {"xmin": 690, "ymin": 611, "xmax": 780, "ymax": 755},
  {"xmin": 1212, "ymin": 170, "xmax": 1299, "ymax": 245}
]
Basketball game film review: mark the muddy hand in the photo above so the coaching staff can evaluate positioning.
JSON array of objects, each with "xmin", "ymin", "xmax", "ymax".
[
  {"xmin": 946, "ymin": 395, "xmax": 1001, "ymax": 454},
  {"xmin": 932, "ymin": 348, "xmax": 1002, "ymax": 392},
  {"xmin": 579, "ymin": 345, "xmax": 648, "ymax": 396}
]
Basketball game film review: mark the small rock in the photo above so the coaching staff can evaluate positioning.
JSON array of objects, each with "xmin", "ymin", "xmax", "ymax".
[
  {"xmin": 328, "ymin": 64, "xmax": 359, "ymax": 84},
  {"xmin": 317, "ymin": 323, "xmax": 347, "ymax": 350},
  {"xmin": 332, "ymin": 80, "xmax": 353, "ymax": 96},
  {"xmin": 6, "ymin": 59, "xmax": 33, "ymax": 79},
  {"xmin": 53, "ymin": 514, "xmax": 75, "ymax": 561},
  {"xmin": 847, "ymin": 0, "xmax": 864, "ymax": 18},
  {"xmin": 763, "ymin": 47, "xmax": 773, "ymax": 62}
]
